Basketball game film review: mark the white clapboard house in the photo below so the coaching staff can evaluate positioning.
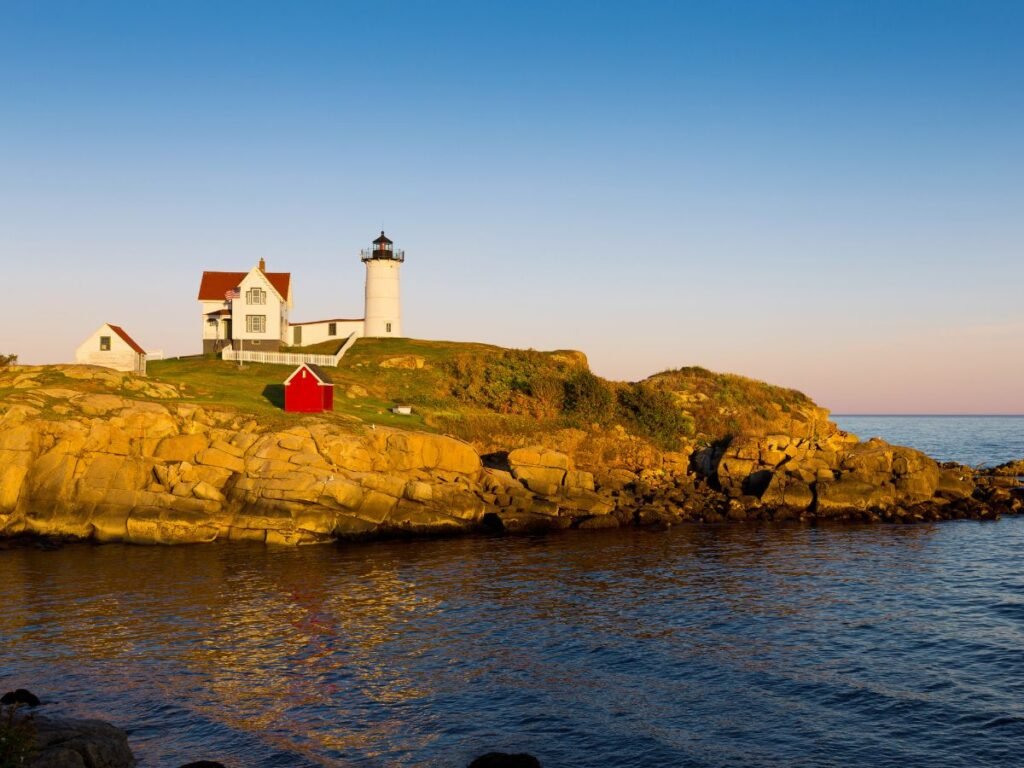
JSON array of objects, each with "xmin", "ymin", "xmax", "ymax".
[{"xmin": 74, "ymin": 323, "xmax": 156, "ymax": 374}]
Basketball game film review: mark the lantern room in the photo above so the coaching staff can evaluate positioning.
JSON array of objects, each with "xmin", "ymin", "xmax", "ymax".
[{"xmin": 361, "ymin": 230, "xmax": 405, "ymax": 262}]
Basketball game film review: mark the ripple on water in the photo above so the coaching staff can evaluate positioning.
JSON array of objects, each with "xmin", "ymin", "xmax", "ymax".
[{"xmin": 2, "ymin": 520, "xmax": 1024, "ymax": 767}]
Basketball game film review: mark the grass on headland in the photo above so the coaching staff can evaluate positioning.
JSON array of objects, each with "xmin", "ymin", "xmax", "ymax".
[
  {"xmin": 146, "ymin": 356, "xmax": 429, "ymax": 430},
  {"xmin": 132, "ymin": 338, "xmax": 816, "ymax": 447}
]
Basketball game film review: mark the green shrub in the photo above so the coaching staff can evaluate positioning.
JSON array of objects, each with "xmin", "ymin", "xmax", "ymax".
[
  {"xmin": 0, "ymin": 354, "xmax": 16, "ymax": 369},
  {"xmin": 562, "ymin": 369, "xmax": 613, "ymax": 424},
  {"xmin": 616, "ymin": 383, "xmax": 693, "ymax": 450},
  {"xmin": 443, "ymin": 349, "xmax": 564, "ymax": 417}
]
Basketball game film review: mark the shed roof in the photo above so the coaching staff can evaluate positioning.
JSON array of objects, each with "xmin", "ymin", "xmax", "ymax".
[
  {"xmin": 284, "ymin": 363, "xmax": 334, "ymax": 385},
  {"xmin": 106, "ymin": 324, "xmax": 146, "ymax": 355}
]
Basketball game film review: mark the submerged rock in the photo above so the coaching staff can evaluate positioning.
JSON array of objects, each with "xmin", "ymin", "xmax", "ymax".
[{"xmin": 468, "ymin": 753, "xmax": 542, "ymax": 768}]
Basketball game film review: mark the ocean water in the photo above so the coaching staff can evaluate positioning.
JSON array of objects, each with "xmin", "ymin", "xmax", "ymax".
[
  {"xmin": 833, "ymin": 415, "xmax": 1024, "ymax": 468},
  {"xmin": 2, "ymin": 417, "xmax": 1023, "ymax": 767}
]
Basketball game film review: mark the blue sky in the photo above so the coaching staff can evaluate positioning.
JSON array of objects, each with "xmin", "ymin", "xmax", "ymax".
[{"xmin": 1, "ymin": 0, "xmax": 1022, "ymax": 412}]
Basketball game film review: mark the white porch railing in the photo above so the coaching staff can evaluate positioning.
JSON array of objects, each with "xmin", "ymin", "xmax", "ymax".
[
  {"xmin": 334, "ymin": 332, "xmax": 359, "ymax": 361},
  {"xmin": 220, "ymin": 332, "xmax": 358, "ymax": 367}
]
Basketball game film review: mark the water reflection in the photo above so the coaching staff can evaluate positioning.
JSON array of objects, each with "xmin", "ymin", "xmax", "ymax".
[{"xmin": 2, "ymin": 520, "xmax": 1023, "ymax": 767}]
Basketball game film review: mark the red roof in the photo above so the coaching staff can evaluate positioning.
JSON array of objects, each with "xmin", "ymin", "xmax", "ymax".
[
  {"xmin": 107, "ymin": 324, "xmax": 145, "ymax": 355},
  {"xmin": 290, "ymin": 317, "xmax": 364, "ymax": 326},
  {"xmin": 197, "ymin": 270, "xmax": 291, "ymax": 301},
  {"xmin": 284, "ymin": 363, "xmax": 334, "ymax": 385}
]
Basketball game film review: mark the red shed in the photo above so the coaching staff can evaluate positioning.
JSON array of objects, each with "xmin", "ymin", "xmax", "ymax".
[{"xmin": 283, "ymin": 363, "xmax": 334, "ymax": 413}]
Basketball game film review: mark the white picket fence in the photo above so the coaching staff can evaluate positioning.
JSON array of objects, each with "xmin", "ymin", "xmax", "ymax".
[
  {"xmin": 222, "ymin": 349, "xmax": 337, "ymax": 366},
  {"xmin": 220, "ymin": 332, "xmax": 358, "ymax": 368}
]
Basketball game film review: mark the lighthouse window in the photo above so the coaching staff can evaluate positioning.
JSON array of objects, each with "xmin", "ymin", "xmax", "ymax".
[{"xmin": 386, "ymin": 323, "xmax": 392, "ymax": 333}]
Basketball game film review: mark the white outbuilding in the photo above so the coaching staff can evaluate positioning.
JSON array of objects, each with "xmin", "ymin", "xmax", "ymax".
[{"xmin": 74, "ymin": 323, "xmax": 150, "ymax": 374}]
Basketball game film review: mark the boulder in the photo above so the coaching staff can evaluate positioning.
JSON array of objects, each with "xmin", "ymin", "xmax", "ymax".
[
  {"xmin": 816, "ymin": 478, "xmax": 895, "ymax": 514},
  {"xmin": 24, "ymin": 713, "xmax": 135, "ymax": 768},
  {"xmin": 0, "ymin": 462, "xmax": 29, "ymax": 511},
  {"xmin": 508, "ymin": 446, "xmax": 570, "ymax": 471},
  {"xmin": 378, "ymin": 431, "xmax": 481, "ymax": 475},
  {"xmin": 77, "ymin": 394, "xmax": 129, "ymax": 415},
  {"xmin": 195, "ymin": 447, "xmax": 245, "ymax": 474},
  {"xmin": 936, "ymin": 468, "xmax": 975, "ymax": 499},
  {"xmin": 1, "ymin": 688, "xmax": 40, "ymax": 706},
  {"xmin": 320, "ymin": 478, "xmax": 364, "ymax": 509},
  {"xmin": 564, "ymin": 470, "xmax": 595, "ymax": 491},
  {"xmin": 378, "ymin": 355, "xmax": 426, "ymax": 369},
  {"xmin": 760, "ymin": 472, "xmax": 814, "ymax": 511},
  {"xmin": 385, "ymin": 501, "xmax": 467, "ymax": 532},
  {"xmin": 508, "ymin": 446, "xmax": 570, "ymax": 492},
  {"xmin": 577, "ymin": 514, "xmax": 621, "ymax": 529},
  {"xmin": 126, "ymin": 508, "xmax": 220, "ymax": 544},
  {"xmin": 355, "ymin": 490, "xmax": 398, "ymax": 524},
  {"xmin": 155, "ymin": 434, "xmax": 208, "ymax": 462}
]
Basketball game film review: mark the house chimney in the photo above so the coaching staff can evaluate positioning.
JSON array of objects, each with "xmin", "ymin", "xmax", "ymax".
[{"xmin": 258, "ymin": 258, "xmax": 266, "ymax": 272}]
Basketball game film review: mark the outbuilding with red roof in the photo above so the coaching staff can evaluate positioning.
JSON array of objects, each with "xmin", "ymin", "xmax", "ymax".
[
  {"xmin": 74, "ymin": 323, "xmax": 151, "ymax": 374},
  {"xmin": 283, "ymin": 363, "xmax": 334, "ymax": 413}
]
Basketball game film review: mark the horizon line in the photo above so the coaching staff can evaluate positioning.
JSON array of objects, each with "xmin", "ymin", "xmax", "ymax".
[{"xmin": 833, "ymin": 413, "xmax": 1024, "ymax": 418}]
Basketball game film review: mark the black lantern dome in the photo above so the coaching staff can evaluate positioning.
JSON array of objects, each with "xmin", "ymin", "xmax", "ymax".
[{"xmin": 361, "ymin": 230, "xmax": 405, "ymax": 262}]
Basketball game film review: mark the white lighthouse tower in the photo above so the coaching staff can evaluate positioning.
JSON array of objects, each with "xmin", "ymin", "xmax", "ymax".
[{"xmin": 361, "ymin": 230, "xmax": 403, "ymax": 337}]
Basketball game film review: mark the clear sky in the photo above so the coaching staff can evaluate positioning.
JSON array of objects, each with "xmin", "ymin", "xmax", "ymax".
[{"xmin": 1, "ymin": 0, "xmax": 1021, "ymax": 413}]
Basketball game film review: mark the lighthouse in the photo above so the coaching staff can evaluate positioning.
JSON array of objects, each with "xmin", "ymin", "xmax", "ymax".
[{"xmin": 361, "ymin": 230, "xmax": 404, "ymax": 337}]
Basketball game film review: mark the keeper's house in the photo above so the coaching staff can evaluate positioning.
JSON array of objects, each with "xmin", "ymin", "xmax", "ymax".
[{"xmin": 198, "ymin": 259, "xmax": 293, "ymax": 354}]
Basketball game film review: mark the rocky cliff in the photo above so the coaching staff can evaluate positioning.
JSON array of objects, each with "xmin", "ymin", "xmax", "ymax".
[{"xmin": 0, "ymin": 363, "xmax": 1019, "ymax": 544}]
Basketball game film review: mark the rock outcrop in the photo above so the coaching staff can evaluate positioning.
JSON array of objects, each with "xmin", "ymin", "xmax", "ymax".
[
  {"xmin": 0, "ymin": 364, "xmax": 1021, "ymax": 544},
  {"xmin": 0, "ymin": 705, "xmax": 135, "ymax": 768}
]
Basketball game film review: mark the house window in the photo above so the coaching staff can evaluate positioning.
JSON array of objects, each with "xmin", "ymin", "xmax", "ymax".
[
  {"xmin": 99, "ymin": 336, "xmax": 111, "ymax": 351},
  {"xmin": 386, "ymin": 322, "xmax": 392, "ymax": 333},
  {"xmin": 328, "ymin": 322, "xmax": 337, "ymax": 336},
  {"xmin": 246, "ymin": 287, "xmax": 266, "ymax": 305},
  {"xmin": 246, "ymin": 315, "xmax": 266, "ymax": 333}
]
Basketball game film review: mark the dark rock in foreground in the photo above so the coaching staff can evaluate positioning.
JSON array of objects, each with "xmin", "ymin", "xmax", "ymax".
[
  {"xmin": 1, "ymin": 688, "xmax": 41, "ymax": 706},
  {"xmin": 469, "ymin": 752, "xmax": 542, "ymax": 768},
  {"xmin": 13, "ymin": 712, "xmax": 135, "ymax": 768}
]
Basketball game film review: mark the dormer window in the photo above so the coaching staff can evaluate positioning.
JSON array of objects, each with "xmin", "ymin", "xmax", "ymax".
[{"xmin": 246, "ymin": 287, "xmax": 266, "ymax": 305}]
